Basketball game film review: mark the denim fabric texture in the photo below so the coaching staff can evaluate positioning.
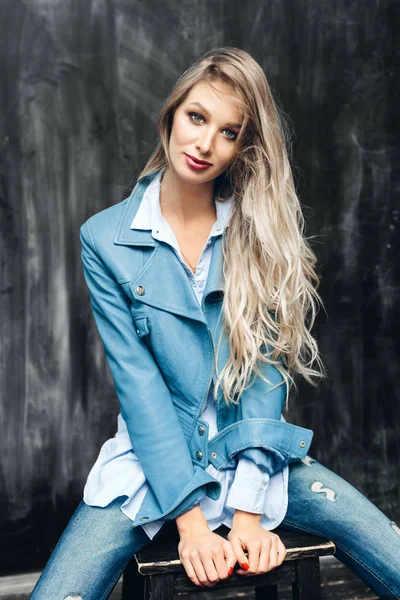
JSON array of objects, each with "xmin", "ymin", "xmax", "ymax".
[{"xmin": 31, "ymin": 458, "xmax": 400, "ymax": 599}]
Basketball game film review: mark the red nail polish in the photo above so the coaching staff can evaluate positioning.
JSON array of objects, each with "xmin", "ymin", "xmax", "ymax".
[
  {"xmin": 240, "ymin": 562, "xmax": 249, "ymax": 571},
  {"xmin": 228, "ymin": 566, "xmax": 234, "ymax": 575}
]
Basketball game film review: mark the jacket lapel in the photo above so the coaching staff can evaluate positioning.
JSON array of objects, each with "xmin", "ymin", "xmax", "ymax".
[{"xmin": 113, "ymin": 171, "xmax": 225, "ymax": 326}]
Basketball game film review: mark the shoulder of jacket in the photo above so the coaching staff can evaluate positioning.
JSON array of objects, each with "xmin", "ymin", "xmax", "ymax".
[{"xmin": 80, "ymin": 194, "xmax": 131, "ymax": 249}]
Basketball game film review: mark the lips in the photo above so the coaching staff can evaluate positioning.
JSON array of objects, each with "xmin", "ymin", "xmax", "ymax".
[{"xmin": 184, "ymin": 153, "xmax": 212, "ymax": 166}]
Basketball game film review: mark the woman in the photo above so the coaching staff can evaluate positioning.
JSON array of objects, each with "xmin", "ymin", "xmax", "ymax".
[{"xmin": 31, "ymin": 47, "xmax": 400, "ymax": 599}]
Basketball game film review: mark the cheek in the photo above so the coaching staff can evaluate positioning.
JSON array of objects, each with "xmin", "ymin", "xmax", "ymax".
[
  {"xmin": 217, "ymin": 145, "xmax": 237, "ymax": 170},
  {"xmin": 171, "ymin": 115, "xmax": 192, "ymax": 145}
]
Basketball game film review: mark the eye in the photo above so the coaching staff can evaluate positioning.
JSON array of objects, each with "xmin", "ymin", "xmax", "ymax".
[
  {"xmin": 223, "ymin": 128, "xmax": 238, "ymax": 141},
  {"xmin": 188, "ymin": 112, "xmax": 238, "ymax": 141},
  {"xmin": 188, "ymin": 111, "xmax": 205, "ymax": 124}
]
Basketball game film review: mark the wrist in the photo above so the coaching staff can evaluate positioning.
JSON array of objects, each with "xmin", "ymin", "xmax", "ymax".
[
  {"xmin": 232, "ymin": 508, "xmax": 262, "ymax": 524},
  {"xmin": 175, "ymin": 505, "xmax": 209, "ymax": 534}
]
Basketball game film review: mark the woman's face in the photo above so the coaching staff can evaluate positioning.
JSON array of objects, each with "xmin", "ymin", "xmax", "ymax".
[{"xmin": 168, "ymin": 79, "xmax": 243, "ymax": 185}]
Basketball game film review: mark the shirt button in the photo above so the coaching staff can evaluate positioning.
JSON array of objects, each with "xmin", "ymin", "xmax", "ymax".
[
  {"xmin": 299, "ymin": 440, "xmax": 306, "ymax": 448},
  {"xmin": 136, "ymin": 285, "xmax": 145, "ymax": 296},
  {"xmin": 198, "ymin": 425, "xmax": 205, "ymax": 436},
  {"xmin": 211, "ymin": 451, "xmax": 217, "ymax": 458},
  {"xmin": 136, "ymin": 328, "xmax": 140, "ymax": 335},
  {"xmin": 195, "ymin": 450, "xmax": 203, "ymax": 460}
]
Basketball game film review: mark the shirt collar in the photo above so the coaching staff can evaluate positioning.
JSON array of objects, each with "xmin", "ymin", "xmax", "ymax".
[{"xmin": 130, "ymin": 167, "xmax": 233, "ymax": 237}]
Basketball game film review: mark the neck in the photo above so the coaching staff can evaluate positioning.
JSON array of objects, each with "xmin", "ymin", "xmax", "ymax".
[{"xmin": 160, "ymin": 166, "xmax": 216, "ymax": 226}]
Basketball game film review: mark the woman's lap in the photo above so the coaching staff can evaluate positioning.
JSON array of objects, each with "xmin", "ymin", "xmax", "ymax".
[
  {"xmin": 280, "ymin": 455, "xmax": 400, "ymax": 598},
  {"xmin": 31, "ymin": 459, "xmax": 400, "ymax": 600},
  {"xmin": 30, "ymin": 496, "xmax": 152, "ymax": 600}
]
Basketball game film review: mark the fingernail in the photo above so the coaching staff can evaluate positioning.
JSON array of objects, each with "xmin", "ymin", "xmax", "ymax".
[
  {"xmin": 228, "ymin": 566, "xmax": 234, "ymax": 575},
  {"xmin": 240, "ymin": 562, "xmax": 249, "ymax": 571}
]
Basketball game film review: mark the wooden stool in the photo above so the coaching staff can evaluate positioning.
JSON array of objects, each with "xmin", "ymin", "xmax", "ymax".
[{"xmin": 122, "ymin": 523, "xmax": 335, "ymax": 599}]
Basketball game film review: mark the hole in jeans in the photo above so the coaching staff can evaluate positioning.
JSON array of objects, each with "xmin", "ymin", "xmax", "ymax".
[
  {"xmin": 64, "ymin": 596, "xmax": 83, "ymax": 600},
  {"xmin": 311, "ymin": 481, "xmax": 336, "ymax": 501},
  {"xmin": 301, "ymin": 455, "xmax": 315, "ymax": 466},
  {"xmin": 390, "ymin": 521, "xmax": 400, "ymax": 535}
]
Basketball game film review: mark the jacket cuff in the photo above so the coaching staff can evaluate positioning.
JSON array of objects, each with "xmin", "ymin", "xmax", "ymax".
[
  {"xmin": 132, "ymin": 465, "xmax": 221, "ymax": 527},
  {"xmin": 208, "ymin": 418, "xmax": 313, "ymax": 473},
  {"xmin": 165, "ymin": 486, "xmax": 208, "ymax": 520},
  {"xmin": 235, "ymin": 447, "xmax": 289, "ymax": 476}
]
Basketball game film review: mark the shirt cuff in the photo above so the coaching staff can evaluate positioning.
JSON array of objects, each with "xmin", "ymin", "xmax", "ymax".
[{"xmin": 226, "ymin": 457, "xmax": 270, "ymax": 514}]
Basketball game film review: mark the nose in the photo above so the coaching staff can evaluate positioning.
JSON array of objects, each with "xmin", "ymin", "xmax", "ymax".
[{"xmin": 195, "ymin": 127, "xmax": 215, "ymax": 156}]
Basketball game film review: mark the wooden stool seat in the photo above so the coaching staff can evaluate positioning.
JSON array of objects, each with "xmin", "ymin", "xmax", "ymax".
[{"xmin": 122, "ymin": 523, "xmax": 335, "ymax": 599}]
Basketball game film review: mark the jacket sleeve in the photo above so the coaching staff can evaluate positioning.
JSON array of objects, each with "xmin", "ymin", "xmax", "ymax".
[
  {"xmin": 235, "ymin": 353, "xmax": 313, "ymax": 476},
  {"xmin": 80, "ymin": 220, "xmax": 220, "ymax": 521}
]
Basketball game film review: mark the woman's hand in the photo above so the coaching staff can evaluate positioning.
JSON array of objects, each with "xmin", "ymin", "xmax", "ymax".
[
  {"xmin": 176, "ymin": 506, "xmax": 237, "ymax": 588},
  {"xmin": 228, "ymin": 509, "xmax": 287, "ymax": 576}
]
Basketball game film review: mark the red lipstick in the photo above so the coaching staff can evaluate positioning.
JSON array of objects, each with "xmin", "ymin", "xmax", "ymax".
[{"xmin": 184, "ymin": 153, "xmax": 212, "ymax": 171}]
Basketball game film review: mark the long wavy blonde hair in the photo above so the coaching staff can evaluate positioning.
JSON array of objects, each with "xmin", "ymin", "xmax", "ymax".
[{"xmin": 137, "ymin": 47, "xmax": 327, "ymax": 408}]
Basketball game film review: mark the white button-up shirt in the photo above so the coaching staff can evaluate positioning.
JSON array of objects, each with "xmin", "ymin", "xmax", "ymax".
[{"xmin": 83, "ymin": 167, "xmax": 289, "ymax": 539}]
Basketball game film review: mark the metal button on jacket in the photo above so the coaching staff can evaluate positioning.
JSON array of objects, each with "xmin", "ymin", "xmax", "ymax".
[
  {"xmin": 299, "ymin": 440, "xmax": 306, "ymax": 448},
  {"xmin": 198, "ymin": 424, "xmax": 205, "ymax": 436},
  {"xmin": 195, "ymin": 450, "xmax": 203, "ymax": 460},
  {"xmin": 136, "ymin": 285, "xmax": 145, "ymax": 296}
]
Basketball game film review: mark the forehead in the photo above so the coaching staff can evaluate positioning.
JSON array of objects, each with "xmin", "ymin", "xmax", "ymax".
[{"xmin": 184, "ymin": 80, "xmax": 243, "ymax": 120}]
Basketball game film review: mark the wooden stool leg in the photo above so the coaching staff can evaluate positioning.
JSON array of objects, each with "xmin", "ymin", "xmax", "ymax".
[
  {"xmin": 255, "ymin": 583, "xmax": 279, "ymax": 599},
  {"xmin": 122, "ymin": 556, "xmax": 145, "ymax": 599},
  {"xmin": 144, "ymin": 573, "xmax": 176, "ymax": 599},
  {"xmin": 292, "ymin": 558, "xmax": 322, "ymax": 600}
]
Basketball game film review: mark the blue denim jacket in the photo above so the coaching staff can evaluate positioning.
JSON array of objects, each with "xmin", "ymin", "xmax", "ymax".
[{"xmin": 80, "ymin": 168, "xmax": 314, "ymax": 529}]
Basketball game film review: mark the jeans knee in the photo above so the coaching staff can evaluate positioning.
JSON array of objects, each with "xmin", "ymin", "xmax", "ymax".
[{"xmin": 310, "ymin": 480, "xmax": 337, "ymax": 501}]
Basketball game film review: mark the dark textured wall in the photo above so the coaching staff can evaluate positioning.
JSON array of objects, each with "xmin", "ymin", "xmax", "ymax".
[{"xmin": 0, "ymin": 0, "xmax": 398, "ymax": 574}]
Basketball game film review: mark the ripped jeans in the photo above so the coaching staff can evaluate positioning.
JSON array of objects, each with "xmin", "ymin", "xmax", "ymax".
[{"xmin": 30, "ymin": 456, "xmax": 400, "ymax": 600}]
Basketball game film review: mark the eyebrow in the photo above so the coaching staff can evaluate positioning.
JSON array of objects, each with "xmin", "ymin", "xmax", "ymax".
[{"xmin": 187, "ymin": 101, "xmax": 243, "ymax": 130}]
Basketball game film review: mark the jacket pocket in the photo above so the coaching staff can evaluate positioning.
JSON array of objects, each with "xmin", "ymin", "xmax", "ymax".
[{"xmin": 132, "ymin": 314, "xmax": 151, "ymax": 343}]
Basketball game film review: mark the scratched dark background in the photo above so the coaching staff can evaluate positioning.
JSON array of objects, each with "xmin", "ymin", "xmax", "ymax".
[{"xmin": 0, "ymin": 0, "xmax": 399, "ymax": 575}]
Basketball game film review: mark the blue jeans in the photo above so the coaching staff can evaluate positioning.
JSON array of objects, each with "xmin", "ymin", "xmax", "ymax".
[{"xmin": 30, "ymin": 456, "xmax": 400, "ymax": 599}]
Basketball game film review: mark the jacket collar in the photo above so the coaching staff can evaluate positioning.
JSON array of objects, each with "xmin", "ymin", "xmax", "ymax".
[
  {"xmin": 113, "ymin": 169, "xmax": 231, "ymax": 323},
  {"xmin": 129, "ymin": 166, "xmax": 233, "ymax": 237}
]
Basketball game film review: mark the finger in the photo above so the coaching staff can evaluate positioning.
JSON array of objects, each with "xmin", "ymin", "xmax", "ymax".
[
  {"xmin": 247, "ymin": 540, "xmax": 262, "ymax": 574},
  {"xmin": 277, "ymin": 539, "xmax": 287, "ymax": 565},
  {"xmin": 257, "ymin": 538, "xmax": 271, "ymax": 573},
  {"xmin": 189, "ymin": 553, "xmax": 210, "ymax": 588},
  {"xmin": 180, "ymin": 556, "xmax": 203, "ymax": 588},
  {"xmin": 265, "ymin": 537, "xmax": 279, "ymax": 571},
  {"xmin": 230, "ymin": 536, "xmax": 249, "ymax": 572},
  {"xmin": 223, "ymin": 540, "xmax": 237, "ymax": 575},
  {"xmin": 198, "ymin": 549, "xmax": 219, "ymax": 586},
  {"xmin": 211, "ymin": 545, "xmax": 229, "ymax": 580}
]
